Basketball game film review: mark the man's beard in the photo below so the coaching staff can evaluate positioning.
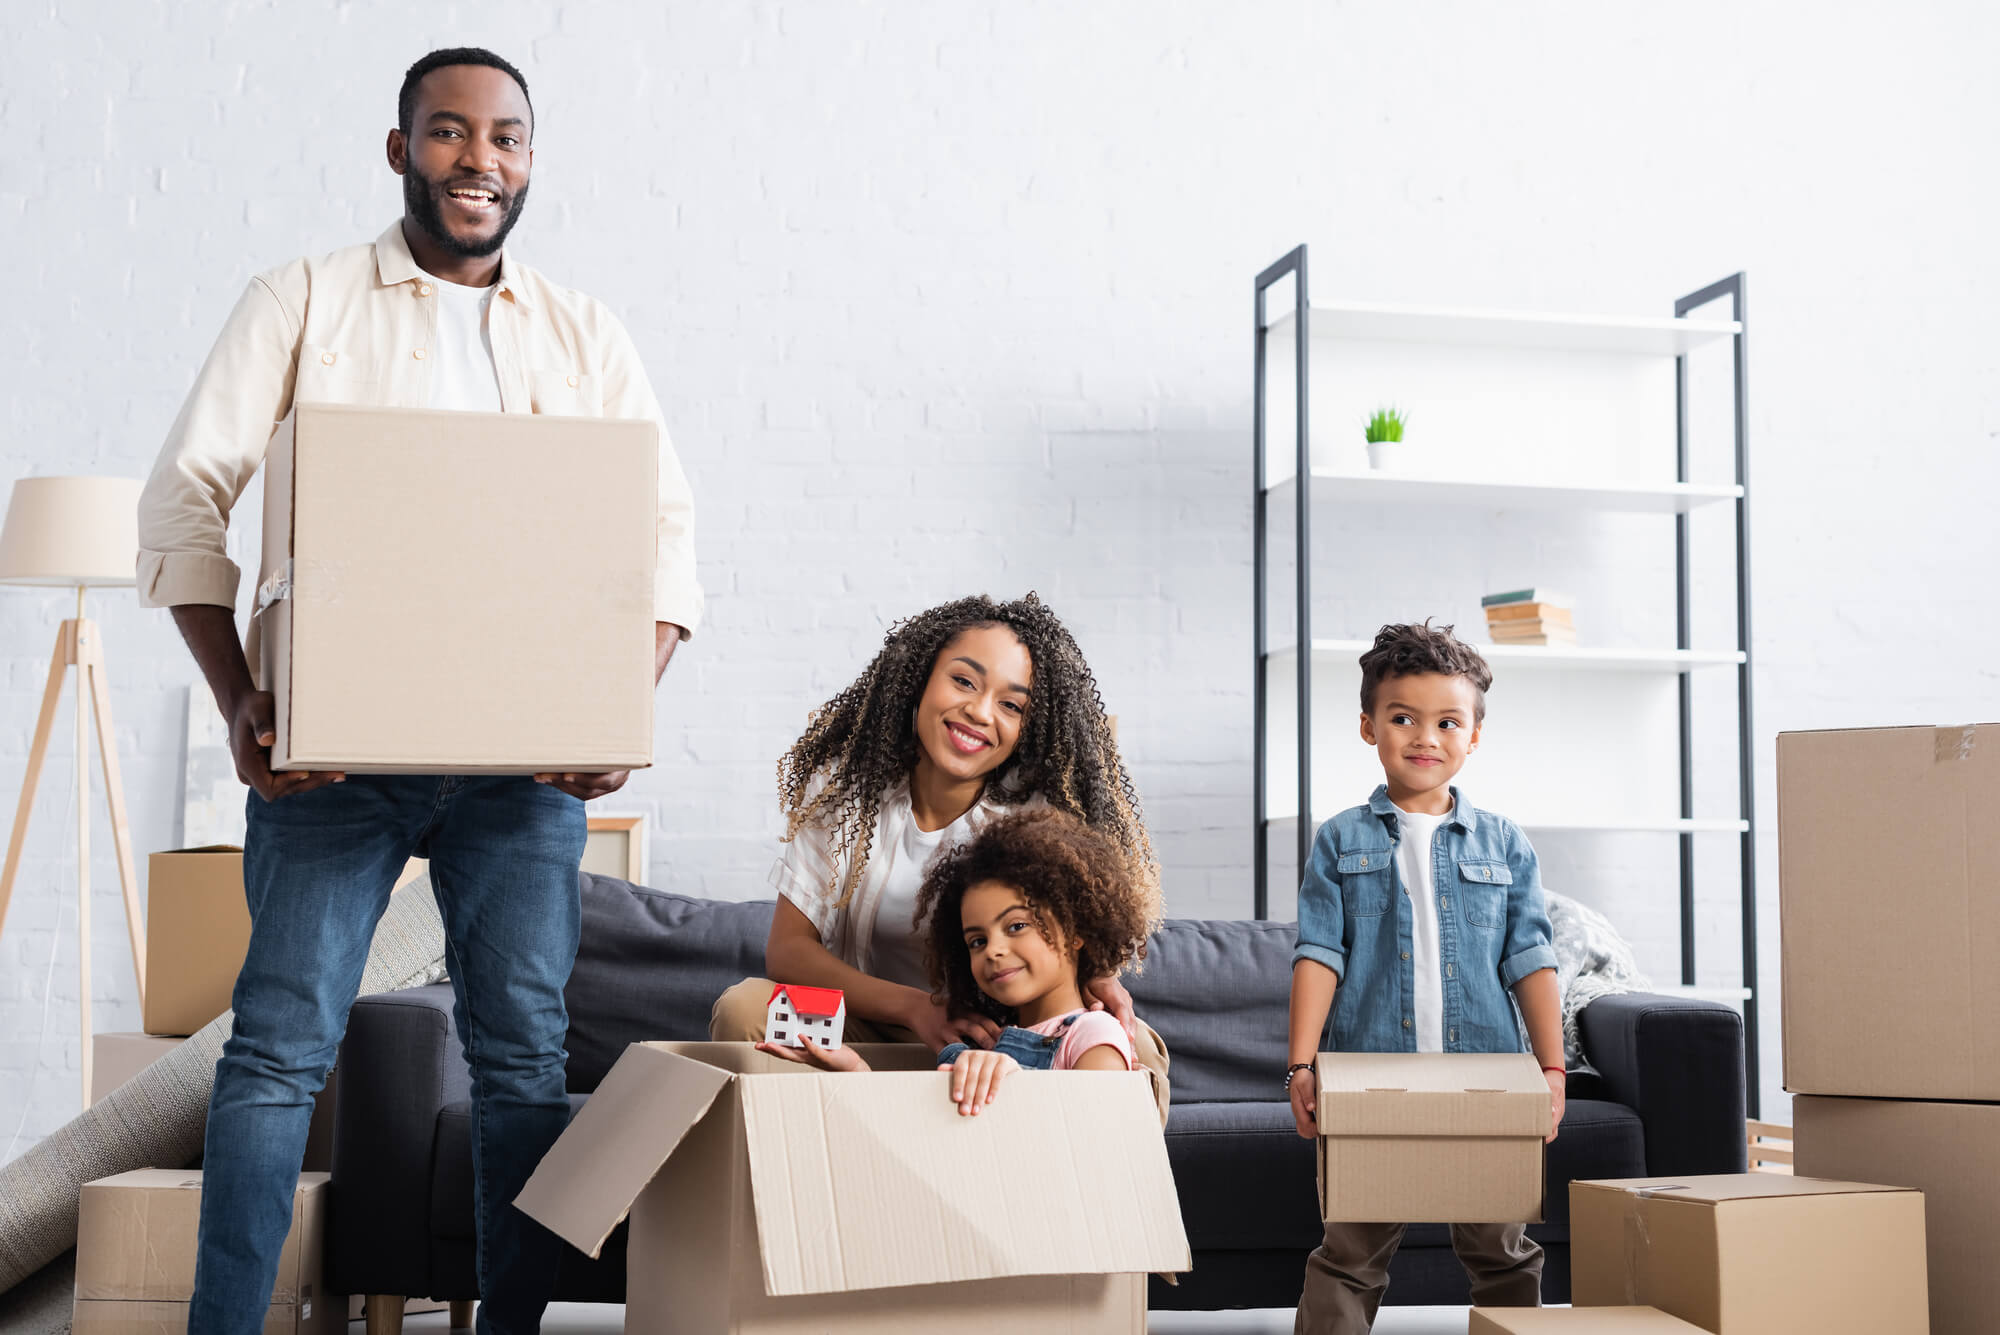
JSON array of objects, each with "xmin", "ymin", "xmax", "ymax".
[{"xmin": 403, "ymin": 167, "xmax": 530, "ymax": 260}]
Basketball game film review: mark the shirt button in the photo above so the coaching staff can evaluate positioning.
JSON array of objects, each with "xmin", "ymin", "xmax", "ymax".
[
  {"xmin": 566, "ymin": 374, "xmax": 579, "ymax": 388},
  {"xmin": 1359, "ymin": 857, "xmax": 1368, "ymax": 867},
  {"xmin": 1402, "ymin": 1018, "xmax": 1412, "ymax": 1029},
  {"xmin": 1450, "ymin": 1028, "xmax": 1458, "ymax": 1042},
  {"xmin": 320, "ymin": 352, "xmax": 335, "ymax": 366},
  {"xmin": 418, "ymin": 283, "xmax": 433, "ymax": 296},
  {"xmin": 1401, "ymin": 951, "xmax": 1411, "ymax": 961},
  {"xmin": 413, "ymin": 349, "xmax": 426, "ymax": 360},
  {"xmin": 1441, "ymin": 895, "xmax": 1450, "ymax": 909}
]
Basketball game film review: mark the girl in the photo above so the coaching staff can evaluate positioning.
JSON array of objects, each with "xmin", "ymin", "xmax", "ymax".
[
  {"xmin": 759, "ymin": 807, "xmax": 1155, "ymax": 1116},
  {"xmin": 710, "ymin": 593, "xmax": 1169, "ymax": 1098}
]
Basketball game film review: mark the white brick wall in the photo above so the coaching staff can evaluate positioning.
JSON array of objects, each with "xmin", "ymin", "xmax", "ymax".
[{"xmin": 3, "ymin": 0, "xmax": 1996, "ymax": 1151}]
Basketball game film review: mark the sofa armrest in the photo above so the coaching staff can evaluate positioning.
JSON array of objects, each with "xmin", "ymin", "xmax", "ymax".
[
  {"xmin": 326, "ymin": 983, "xmax": 471, "ymax": 1298},
  {"xmin": 1577, "ymin": 991, "xmax": 1747, "ymax": 1177}
]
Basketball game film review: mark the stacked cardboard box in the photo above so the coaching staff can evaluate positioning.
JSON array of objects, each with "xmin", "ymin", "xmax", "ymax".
[
  {"xmin": 1781, "ymin": 723, "xmax": 2000, "ymax": 1335},
  {"xmin": 1472, "ymin": 1309, "xmax": 1709, "ymax": 1333},
  {"xmin": 72, "ymin": 1170, "xmax": 338, "ymax": 1333},
  {"xmin": 1481, "ymin": 588, "xmax": 1576, "ymax": 647}
]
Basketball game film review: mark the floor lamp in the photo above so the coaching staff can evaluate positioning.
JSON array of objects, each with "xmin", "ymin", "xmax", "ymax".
[{"xmin": 0, "ymin": 476, "xmax": 146, "ymax": 1104}]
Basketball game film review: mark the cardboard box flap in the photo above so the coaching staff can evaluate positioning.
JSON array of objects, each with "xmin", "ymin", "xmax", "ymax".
[
  {"xmin": 739, "ymin": 1070, "xmax": 1190, "ymax": 1297},
  {"xmin": 1316, "ymin": 1052, "xmax": 1551, "ymax": 1138},
  {"xmin": 512, "ymin": 1044, "xmax": 733, "ymax": 1258},
  {"xmin": 1575, "ymin": 1173, "xmax": 1920, "ymax": 1206}
]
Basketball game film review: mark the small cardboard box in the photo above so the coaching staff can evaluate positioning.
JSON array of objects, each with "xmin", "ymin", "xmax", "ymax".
[
  {"xmin": 1778, "ymin": 723, "xmax": 2000, "ymax": 1100},
  {"xmin": 257, "ymin": 402, "xmax": 658, "ymax": 774},
  {"xmin": 143, "ymin": 847, "xmax": 249, "ymax": 1036},
  {"xmin": 90, "ymin": 1033, "xmax": 186, "ymax": 1103},
  {"xmin": 1570, "ymin": 1174, "xmax": 1928, "ymax": 1333},
  {"xmin": 1470, "ymin": 1308, "xmax": 1708, "ymax": 1334},
  {"xmin": 1795, "ymin": 1095, "xmax": 2000, "ymax": 1335},
  {"xmin": 73, "ymin": 1170, "xmax": 338, "ymax": 1333},
  {"xmin": 1314, "ymin": 1052, "xmax": 1549, "ymax": 1223},
  {"xmin": 514, "ymin": 1041, "xmax": 1190, "ymax": 1334}
]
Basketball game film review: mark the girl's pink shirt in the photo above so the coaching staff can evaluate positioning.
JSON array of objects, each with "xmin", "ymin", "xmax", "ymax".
[{"xmin": 1026, "ymin": 1009, "xmax": 1137, "ymax": 1070}]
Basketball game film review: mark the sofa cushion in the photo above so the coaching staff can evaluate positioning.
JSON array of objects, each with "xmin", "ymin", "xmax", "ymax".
[
  {"xmin": 1164, "ymin": 1097, "xmax": 1645, "ymax": 1252},
  {"xmin": 1128, "ymin": 918, "xmax": 1297, "ymax": 1104},
  {"xmin": 564, "ymin": 876, "xmax": 774, "ymax": 1091}
]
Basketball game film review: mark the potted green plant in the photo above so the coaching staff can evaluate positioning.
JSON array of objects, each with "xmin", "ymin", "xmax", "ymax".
[{"xmin": 1364, "ymin": 407, "xmax": 1409, "ymax": 471}]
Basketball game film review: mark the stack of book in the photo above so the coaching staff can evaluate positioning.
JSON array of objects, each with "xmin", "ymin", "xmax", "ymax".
[{"xmin": 1482, "ymin": 589, "xmax": 1576, "ymax": 647}]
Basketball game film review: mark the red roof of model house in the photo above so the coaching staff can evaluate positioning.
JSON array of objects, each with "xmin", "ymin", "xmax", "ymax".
[{"xmin": 768, "ymin": 983, "xmax": 845, "ymax": 1018}]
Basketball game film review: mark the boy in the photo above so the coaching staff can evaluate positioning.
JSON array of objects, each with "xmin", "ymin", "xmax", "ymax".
[{"xmin": 1286, "ymin": 622, "xmax": 1565, "ymax": 1334}]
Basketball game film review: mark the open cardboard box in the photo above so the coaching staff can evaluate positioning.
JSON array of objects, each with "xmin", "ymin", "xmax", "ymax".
[
  {"xmin": 1570, "ymin": 1174, "xmax": 1928, "ymax": 1333},
  {"xmin": 1315, "ymin": 1052, "xmax": 1549, "ymax": 1223},
  {"xmin": 515, "ymin": 1041, "xmax": 1190, "ymax": 1334}
]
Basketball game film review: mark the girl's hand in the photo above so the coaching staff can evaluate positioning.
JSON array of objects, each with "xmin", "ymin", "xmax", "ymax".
[
  {"xmin": 941, "ymin": 1049, "xmax": 1020, "ymax": 1115},
  {"xmin": 1288, "ymin": 1065, "xmax": 1318, "ymax": 1139},
  {"xmin": 755, "ymin": 1037, "xmax": 870, "ymax": 1073},
  {"xmin": 1082, "ymin": 973, "xmax": 1138, "ymax": 1041},
  {"xmin": 905, "ymin": 993, "xmax": 1002, "ymax": 1054},
  {"xmin": 1543, "ymin": 1067, "xmax": 1566, "ymax": 1143}
]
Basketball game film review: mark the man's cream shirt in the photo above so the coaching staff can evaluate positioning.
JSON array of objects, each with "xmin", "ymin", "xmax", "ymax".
[{"xmin": 137, "ymin": 220, "xmax": 703, "ymax": 655}]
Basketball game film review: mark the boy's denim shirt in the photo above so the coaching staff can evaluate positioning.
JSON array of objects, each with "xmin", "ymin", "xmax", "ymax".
[{"xmin": 1293, "ymin": 784, "xmax": 1557, "ymax": 1055}]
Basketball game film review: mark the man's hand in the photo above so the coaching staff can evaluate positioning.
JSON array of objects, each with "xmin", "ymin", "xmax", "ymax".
[
  {"xmin": 1288, "ymin": 1065, "xmax": 1318, "ymax": 1139},
  {"xmin": 905, "ymin": 993, "xmax": 1002, "ymax": 1053},
  {"xmin": 230, "ymin": 689, "xmax": 344, "ymax": 802},
  {"xmin": 941, "ymin": 1048, "xmax": 1020, "ymax": 1115},
  {"xmin": 532, "ymin": 770, "xmax": 630, "ymax": 801},
  {"xmin": 756, "ymin": 1036, "xmax": 869, "ymax": 1072},
  {"xmin": 1544, "ymin": 1066, "xmax": 1567, "ymax": 1143},
  {"xmin": 1082, "ymin": 973, "xmax": 1139, "ymax": 1041}
]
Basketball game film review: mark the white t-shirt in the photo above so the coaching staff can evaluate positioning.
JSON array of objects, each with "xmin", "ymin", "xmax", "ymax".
[
  {"xmin": 773, "ymin": 777, "xmax": 1036, "ymax": 989},
  {"xmin": 422, "ymin": 271, "xmax": 503, "ymax": 413},
  {"xmin": 1393, "ymin": 801, "xmax": 1451, "ymax": 1053}
]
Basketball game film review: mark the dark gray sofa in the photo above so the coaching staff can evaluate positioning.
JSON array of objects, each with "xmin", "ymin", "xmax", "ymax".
[{"xmin": 326, "ymin": 873, "xmax": 1747, "ymax": 1313}]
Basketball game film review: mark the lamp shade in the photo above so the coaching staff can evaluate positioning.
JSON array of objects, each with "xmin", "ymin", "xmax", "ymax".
[{"xmin": 0, "ymin": 476, "xmax": 144, "ymax": 588}]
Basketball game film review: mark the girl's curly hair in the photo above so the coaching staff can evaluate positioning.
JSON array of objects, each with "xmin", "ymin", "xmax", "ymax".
[
  {"xmin": 776, "ymin": 591, "xmax": 1160, "ymax": 922},
  {"xmin": 916, "ymin": 807, "xmax": 1152, "ymax": 1022}
]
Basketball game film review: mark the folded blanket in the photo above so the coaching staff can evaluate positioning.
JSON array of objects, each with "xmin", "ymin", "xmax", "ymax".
[{"xmin": 0, "ymin": 874, "xmax": 449, "ymax": 1296}]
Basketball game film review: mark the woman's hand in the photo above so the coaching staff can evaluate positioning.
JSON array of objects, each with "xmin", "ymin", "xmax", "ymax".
[
  {"xmin": 941, "ymin": 1048, "xmax": 1020, "ymax": 1115},
  {"xmin": 755, "ymin": 1037, "xmax": 870, "ymax": 1073},
  {"xmin": 1544, "ymin": 1066, "xmax": 1566, "ymax": 1143},
  {"xmin": 904, "ymin": 992, "xmax": 1002, "ymax": 1053},
  {"xmin": 1082, "ymin": 973, "xmax": 1138, "ymax": 1041},
  {"xmin": 1288, "ymin": 1065, "xmax": 1318, "ymax": 1140}
]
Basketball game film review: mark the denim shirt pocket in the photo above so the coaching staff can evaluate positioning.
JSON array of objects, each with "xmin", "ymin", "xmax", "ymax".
[
  {"xmin": 1455, "ymin": 858, "xmax": 1513, "ymax": 928},
  {"xmin": 1337, "ymin": 849, "xmax": 1394, "ymax": 917}
]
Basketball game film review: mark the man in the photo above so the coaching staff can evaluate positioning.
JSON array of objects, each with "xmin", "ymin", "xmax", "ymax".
[{"xmin": 135, "ymin": 48, "xmax": 700, "ymax": 1334}]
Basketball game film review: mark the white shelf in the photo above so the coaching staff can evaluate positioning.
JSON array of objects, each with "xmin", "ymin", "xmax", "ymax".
[
  {"xmin": 1265, "ymin": 814, "xmax": 1748, "ymax": 835},
  {"xmin": 1264, "ymin": 470, "xmax": 1742, "ymax": 515},
  {"xmin": 1267, "ymin": 640, "xmax": 1746, "ymax": 675},
  {"xmin": 1265, "ymin": 301, "xmax": 1740, "ymax": 357}
]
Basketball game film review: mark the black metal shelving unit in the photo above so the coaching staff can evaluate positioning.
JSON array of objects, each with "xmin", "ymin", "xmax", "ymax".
[{"xmin": 1250, "ymin": 244, "xmax": 1761, "ymax": 1113}]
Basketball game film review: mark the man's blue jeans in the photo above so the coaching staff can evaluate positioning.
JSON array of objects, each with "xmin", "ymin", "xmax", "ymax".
[{"xmin": 188, "ymin": 775, "xmax": 586, "ymax": 1335}]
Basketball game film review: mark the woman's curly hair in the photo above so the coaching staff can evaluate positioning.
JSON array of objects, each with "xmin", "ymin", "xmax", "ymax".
[
  {"xmin": 916, "ymin": 807, "xmax": 1152, "ymax": 1022},
  {"xmin": 776, "ymin": 591, "xmax": 1160, "ymax": 922}
]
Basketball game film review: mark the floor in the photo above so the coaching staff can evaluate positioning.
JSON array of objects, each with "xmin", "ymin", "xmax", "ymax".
[{"xmin": 396, "ymin": 1304, "xmax": 1486, "ymax": 1333}]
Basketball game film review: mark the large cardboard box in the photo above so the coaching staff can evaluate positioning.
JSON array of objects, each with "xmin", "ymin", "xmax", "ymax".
[
  {"xmin": 73, "ymin": 1170, "xmax": 338, "ymax": 1333},
  {"xmin": 1570, "ymin": 1174, "xmax": 1928, "ymax": 1333},
  {"xmin": 1314, "ymin": 1052, "xmax": 1549, "ymax": 1223},
  {"xmin": 1794, "ymin": 1095, "xmax": 2000, "ymax": 1335},
  {"xmin": 143, "ymin": 847, "xmax": 250, "ymax": 1036},
  {"xmin": 1778, "ymin": 723, "xmax": 2000, "ymax": 1100},
  {"xmin": 1470, "ymin": 1309, "xmax": 1708, "ymax": 1334},
  {"xmin": 514, "ymin": 1041, "xmax": 1190, "ymax": 1334},
  {"xmin": 257, "ymin": 402, "xmax": 658, "ymax": 774},
  {"xmin": 90, "ymin": 1033, "xmax": 186, "ymax": 1103}
]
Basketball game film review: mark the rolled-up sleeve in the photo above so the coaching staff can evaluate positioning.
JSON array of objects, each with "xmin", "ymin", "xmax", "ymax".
[
  {"xmin": 596, "ymin": 313, "xmax": 703, "ymax": 638},
  {"xmin": 136, "ymin": 275, "xmax": 300, "ymax": 609},
  {"xmin": 1292, "ymin": 821, "xmax": 1348, "ymax": 979},
  {"xmin": 770, "ymin": 824, "xmax": 839, "ymax": 942},
  {"xmin": 1498, "ymin": 819, "xmax": 1558, "ymax": 988}
]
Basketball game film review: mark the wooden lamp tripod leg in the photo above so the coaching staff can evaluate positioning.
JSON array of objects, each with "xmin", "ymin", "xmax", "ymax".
[
  {"xmin": 80, "ymin": 617, "xmax": 144, "ymax": 1003},
  {"xmin": 0, "ymin": 623, "xmax": 70, "ymax": 961}
]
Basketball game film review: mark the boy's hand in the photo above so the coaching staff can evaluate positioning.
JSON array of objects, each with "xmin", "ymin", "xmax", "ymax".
[
  {"xmin": 940, "ymin": 1049, "xmax": 1020, "ymax": 1116},
  {"xmin": 755, "ymin": 1037, "xmax": 869, "ymax": 1073},
  {"xmin": 1543, "ymin": 1067, "xmax": 1566, "ymax": 1143},
  {"xmin": 1288, "ymin": 1065, "xmax": 1318, "ymax": 1139}
]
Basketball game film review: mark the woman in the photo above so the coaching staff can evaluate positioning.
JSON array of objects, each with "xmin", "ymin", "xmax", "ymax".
[{"xmin": 710, "ymin": 592, "xmax": 1170, "ymax": 1105}]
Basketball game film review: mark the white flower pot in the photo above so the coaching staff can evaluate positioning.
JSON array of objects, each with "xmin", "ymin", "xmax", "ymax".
[{"xmin": 1366, "ymin": 440, "xmax": 1409, "ymax": 472}]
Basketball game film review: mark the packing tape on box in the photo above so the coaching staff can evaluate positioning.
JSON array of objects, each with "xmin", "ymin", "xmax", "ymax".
[
  {"xmin": 256, "ymin": 559, "xmax": 293, "ymax": 613},
  {"xmin": 1935, "ymin": 724, "xmax": 1977, "ymax": 763},
  {"xmin": 1619, "ymin": 1199, "xmax": 1665, "ymax": 1306}
]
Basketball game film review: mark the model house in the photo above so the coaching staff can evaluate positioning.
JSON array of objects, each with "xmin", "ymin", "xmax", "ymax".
[{"xmin": 764, "ymin": 984, "xmax": 846, "ymax": 1051}]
